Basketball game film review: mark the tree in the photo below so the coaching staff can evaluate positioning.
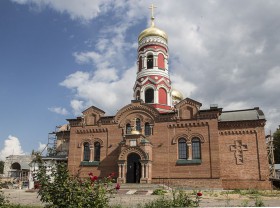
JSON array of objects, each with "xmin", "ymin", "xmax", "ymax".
[
  {"xmin": 273, "ymin": 127, "xmax": 280, "ymax": 164},
  {"xmin": 0, "ymin": 161, "xmax": 4, "ymax": 174}
]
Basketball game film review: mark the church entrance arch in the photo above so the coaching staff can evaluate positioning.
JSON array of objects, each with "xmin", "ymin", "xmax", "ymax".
[{"xmin": 126, "ymin": 153, "xmax": 141, "ymax": 183}]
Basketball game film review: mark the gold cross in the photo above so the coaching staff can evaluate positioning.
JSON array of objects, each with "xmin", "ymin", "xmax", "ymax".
[{"xmin": 149, "ymin": 4, "xmax": 157, "ymax": 19}]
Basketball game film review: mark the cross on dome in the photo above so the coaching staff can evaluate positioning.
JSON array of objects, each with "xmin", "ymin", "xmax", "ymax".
[{"xmin": 149, "ymin": 4, "xmax": 157, "ymax": 27}]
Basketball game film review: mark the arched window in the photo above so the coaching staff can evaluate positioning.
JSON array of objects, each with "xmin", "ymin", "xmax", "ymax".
[
  {"xmin": 144, "ymin": 122, "xmax": 151, "ymax": 136},
  {"xmin": 126, "ymin": 123, "xmax": 132, "ymax": 134},
  {"xmin": 11, "ymin": 162, "xmax": 21, "ymax": 170},
  {"xmin": 145, "ymin": 88, "xmax": 154, "ymax": 103},
  {"xmin": 83, "ymin": 142, "xmax": 90, "ymax": 161},
  {"xmin": 192, "ymin": 138, "xmax": 201, "ymax": 159},
  {"xmin": 94, "ymin": 142, "xmax": 101, "ymax": 161},
  {"xmin": 136, "ymin": 118, "xmax": 141, "ymax": 131},
  {"xmin": 147, "ymin": 55, "xmax": 153, "ymax": 69},
  {"xmin": 178, "ymin": 138, "xmax": 188, "ymax": 159},
  {"xmin": 158, "ymin": 53, "xmax": 165, "ymax": 69}
]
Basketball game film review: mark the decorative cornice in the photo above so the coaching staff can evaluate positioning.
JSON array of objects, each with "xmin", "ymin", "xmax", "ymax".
[
  {"xmin": 138, "ymin": 36, "xmax": 167, "ymax": 49},
  {"xmin": 76, "ymin": 128, "xmax": 107, "ymax": 134},
  {"xmin": 219, "ymin": 129, "xmax": 256, "ymax": 136},
  {"xmin": 138, "ymin": 47, "xmax": 168, "ymax": 57},
  {"xmin": 134, "ymin": 75, "xmax": 171, "ymax": 90},
  {"xmin": 168, "ymin": 121, "xmax": 208, "ymax": 128}
]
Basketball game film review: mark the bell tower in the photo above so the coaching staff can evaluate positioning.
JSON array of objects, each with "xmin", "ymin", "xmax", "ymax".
[{"xmin": 133, "ymin": 4, "xmax": 172, "ymax": 112}]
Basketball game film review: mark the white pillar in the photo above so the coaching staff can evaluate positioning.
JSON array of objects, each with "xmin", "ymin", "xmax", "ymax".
[
  {"xmin": 144, "ymin": 57, "xmax": 147, "ymax": 69},
  {"xmin": 154, "ymin": 89, "xmax": 159, "ymax": 104},
  {"xmin": 141, "ymin": 163, "xmax": 145, "ymax": 179},
  {"xmin": 187, "ymin": 143, "xmax": 192, "ymax": 160}
]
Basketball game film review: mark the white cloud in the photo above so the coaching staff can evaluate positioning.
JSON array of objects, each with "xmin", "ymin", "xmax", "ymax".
[
  {"xmin": 20, "ymin": 0, "xmax": 279, "ymax": 132},
  {"xmin": 48, "ymin": 107, "xmax": 69, "ymax": 115},
  {"xmin": 70, "ymin": 99, "xmax": 85, "ymax": 116},
  {"xmin": 170, "ymin": 73, "xmax": 197, "ymax": 98},
  {"xmin": 38, "ymin": 142, "xmax": 47, "ymax": 152},
  {"xmin": 62, "ymin": 66, "xmax": 135, "ymax": 116},
  {"xmin": 11, "ymin": 0, "xmax": 111, "ymax": 21},
  {"xmin": 0, "ymin": 135, "xmax": 25, "ymax": 160}
]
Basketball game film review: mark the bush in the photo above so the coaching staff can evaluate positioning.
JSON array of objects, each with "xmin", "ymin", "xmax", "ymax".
[
  {"xmin": 0, "ymin": 189, "xmax": 10, "ymax": 207},
  {"xmin": 142, "ymin": 190, "xmax": 202, "ymax": 207},
  {"xmin": 254, "ymin": 197, "xmax": 265, "ymax": 207},
  {"xmin": 152, "ymin": 188, "xmax": 167, "ymax": 195},
  {"xmin": 35, "ymin": 162, "xmax": 118, "ymax": 208}
]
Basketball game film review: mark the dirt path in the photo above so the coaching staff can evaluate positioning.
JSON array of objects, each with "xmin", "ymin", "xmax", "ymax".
[{"xmin": 2, "ymin": 189, "xmax": 280, "ymax": 207}]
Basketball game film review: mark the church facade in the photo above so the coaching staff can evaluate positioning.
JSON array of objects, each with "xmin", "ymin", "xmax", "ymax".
[{"xmin": 64, "ymin": 13, "xmax": 271, "ymax": 189}]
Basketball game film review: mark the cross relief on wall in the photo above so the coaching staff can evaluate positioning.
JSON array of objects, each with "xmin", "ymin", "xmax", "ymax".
[{"xmin": 230, "ymin": 140, "xmax": 248, "ymax": 165}]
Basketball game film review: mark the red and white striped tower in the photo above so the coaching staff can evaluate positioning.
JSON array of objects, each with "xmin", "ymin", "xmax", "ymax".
[{"xmin": 133, "ymin": 5, "xmax": 172, "ymax": 113}]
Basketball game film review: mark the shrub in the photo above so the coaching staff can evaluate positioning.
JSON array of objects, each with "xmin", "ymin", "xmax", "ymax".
[
  {"xmin": 152, "ymin": 188, "xmax": 167, "ymax": 195},
  {"xmin": 142, "ymin": 190, "xmax": 201, "ymax": 207},
  {"xmin": 35, "ymin": 162, "xmax": 118, "ymax": 208},
  {"xmin": 254, "ymin": 197, "xmax": 265, "ymax": 207},
  {"xmin": 0, "ymin": 189, "xmax": 9, "ymax": 207}
]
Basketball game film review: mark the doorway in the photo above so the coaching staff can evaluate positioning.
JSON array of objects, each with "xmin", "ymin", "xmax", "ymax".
[{"xmin": 126, "ymin": 153, "xmax": 141, "ymax": 183}]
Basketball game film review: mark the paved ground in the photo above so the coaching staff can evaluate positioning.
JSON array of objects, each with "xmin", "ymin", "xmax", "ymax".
[{"xmin": 2, "ymin": 188, "xmax": 280, "ymax": 207}]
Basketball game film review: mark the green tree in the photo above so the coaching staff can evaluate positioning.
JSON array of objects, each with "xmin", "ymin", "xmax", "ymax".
[
  {"xmin": 0, "ymin": 161, "xmax": 4, "ymax": 174},
  {"xmin": 273, "ymin": 128, "xmax": 280, "ymax": 164}
]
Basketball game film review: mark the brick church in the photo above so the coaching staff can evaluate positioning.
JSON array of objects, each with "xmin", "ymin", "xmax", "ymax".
[{"xmin": 61, "ymin": 10, "xmax": 271, "ymax": 189}]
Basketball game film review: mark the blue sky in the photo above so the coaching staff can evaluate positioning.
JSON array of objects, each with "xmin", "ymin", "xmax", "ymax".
[{"xmin": 1, "ymin": 0, "xmax": 280, "ymax": 159}]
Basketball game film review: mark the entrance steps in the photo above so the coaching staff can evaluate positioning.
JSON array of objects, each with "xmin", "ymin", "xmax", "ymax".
[{"xmin": 115, "ymin": 183, "xmax": 169, "ymax": 195}]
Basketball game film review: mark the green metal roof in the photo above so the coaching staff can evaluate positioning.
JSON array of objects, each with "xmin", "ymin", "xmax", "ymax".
[{"xmin": 219, "ymin": 108, "xmax": 265, "ymax": 122}]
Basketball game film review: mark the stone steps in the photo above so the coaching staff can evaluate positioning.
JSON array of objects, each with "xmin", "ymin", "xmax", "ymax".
[
  {"xmin": 117, "ymin": 183, "xmax": 163, "ymax": 190},
  {"xmin": 114, "ymin": 183, "xmax": 168, "ymax": 195}
]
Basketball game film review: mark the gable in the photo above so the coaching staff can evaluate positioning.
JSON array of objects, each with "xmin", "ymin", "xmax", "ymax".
[
  {"xmin": 175, "ymin": 98, "xmax": 202, "ymax": 120},
  {"xmin": 82, "ymin": 106, "xmax": 105, "ymax": 126},
  {"xmin": 115, "ymin": 100, "xmax": 159, "ymax": 127}
]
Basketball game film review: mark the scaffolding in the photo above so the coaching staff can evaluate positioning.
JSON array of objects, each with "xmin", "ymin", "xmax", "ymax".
[
  {"xmin": 266, "ymin": 133, "xmax": 276, "ymax": 178},
  {"xmin": 40, "ymin": 126, "xmax": 60, "ymax": 156}
]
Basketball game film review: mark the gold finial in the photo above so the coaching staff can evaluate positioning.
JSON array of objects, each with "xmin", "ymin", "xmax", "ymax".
[
  {"xmin": 149, "ymin": 4, "xmax": 157, "ymax": 27},
  {"xmin": 133, "ymin": 118, "xmax": 137, "ymax": 130},
  {"xmin": 131, "ymin": 118, "xmax": 140, "ymax": 135}
]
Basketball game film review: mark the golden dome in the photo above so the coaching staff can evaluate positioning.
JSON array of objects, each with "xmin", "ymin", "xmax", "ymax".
[
  {"xmin": 131, "ymin": 129, "xmax": 141, "ymax": 135},
  {"xmin": 171, "ymin": 89, "xmax": 184, "ymax": 101},
  {"xmin": 138, "ymin": 24, "xmax": 168, "ymax": 43}
]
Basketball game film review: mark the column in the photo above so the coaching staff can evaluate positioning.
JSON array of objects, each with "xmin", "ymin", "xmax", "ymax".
[
  {"xmin": 118, "ymin": 164, "xmax": 122, "ymax": 178},
  {"xmin": 117, "ymin": 162, "xmax": 126, "ymax": 183},
  {"xmin": 90, "ymin": 146, "xmax": 94, "ymax": 161},
  {"xmin": 141, "ymin": 89, "xmax": 145, "ymax": 102},
  {"xmin": 146, "ymin": 163, "xmax": 149, "ymax": 178},
  {"xmin": 141, "ymin": 163, "xmax": 145, "ymax": 179},
  {"xmin": 144, "ymin": 57, "xmax": 147, "ymax": 69},
  {"xmin": 154, "ymin": 56, "xmax": 158, "ymax": 67},
  {"xmin": 144, "ymin": 164, "xmax": 148, "ymax": 178},
  {"xmin": 167, "ymin": 90, "xmax": 171, "ymax": 106},
  {"xmin": 187, "ymin": 143, "xmax": 192, "ymax": 160},
  {"xmin": 154, "ymin": 89, "xmax": 159, "ymax": 104}
]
